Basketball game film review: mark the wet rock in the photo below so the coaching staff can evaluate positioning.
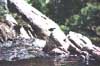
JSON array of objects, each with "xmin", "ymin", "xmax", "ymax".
[{"xmin": 0, "ymin": 37, "xmax": 47, "ymax": 61}]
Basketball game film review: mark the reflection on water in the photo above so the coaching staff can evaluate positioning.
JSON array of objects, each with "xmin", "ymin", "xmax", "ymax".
[
  {"xmin": 33, "ymin": 59, "xmax": 100, "ymax": 66},
  {"xmin": 0, "ymin": 56, "xmax": 99, "ymax": 66}
]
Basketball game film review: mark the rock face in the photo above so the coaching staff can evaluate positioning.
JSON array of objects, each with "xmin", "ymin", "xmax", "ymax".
[
  {"xmin": 0, "ymin": 37, "xmax": 69, "ymax": 61},
  {"xmin": 0, "ymin": 0, "xmax": 100, "ymax": 63},
  {"xmin": 0, "ymin": 22, "xmax": 15, "ymax": 42},
  {"xmin": 0, "ymin": 37, "xmax": 47, "ymax": 61},
  {"xmin": 0, "ymin": 21, "xmax": 69, "ymax": 61}
]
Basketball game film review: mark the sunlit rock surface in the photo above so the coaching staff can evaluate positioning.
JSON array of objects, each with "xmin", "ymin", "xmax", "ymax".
[
  {"xmin": 0, "ymin": 22, "xmax": 69, "ymax": 61},
  {"xmin": 0, "ymin": 37, "xmax": 47, "ymax": 61},
  {"xmin": 0, "ymin": 37, "xmax": 69, "ymax": 61}
]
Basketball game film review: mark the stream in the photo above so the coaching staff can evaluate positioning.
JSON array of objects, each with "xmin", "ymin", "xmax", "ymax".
[{"xmin": 0, "ymin": 55, "xmax": 99, "ymax": 66}]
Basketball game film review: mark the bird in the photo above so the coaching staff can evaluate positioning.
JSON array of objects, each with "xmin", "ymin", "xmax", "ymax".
[{"xmin": 48, "ymin": 28, "xmax": 56, "ymax": 31}]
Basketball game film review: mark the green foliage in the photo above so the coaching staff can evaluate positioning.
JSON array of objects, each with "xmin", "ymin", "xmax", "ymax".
[
  {"xmin": 0, "ymin": 5, "xmax": 8, "ymax": 16},
  {"xmin": 0, "ymin": 5, "xmax": 8, "ymax": 21},
  {"xmin": 65, "ymin": 3, "xmax": 98, "ymax": 30},
  {"xmin": 32, "ymin": 0, "xmax": 50, "ymax": 14},
  {"xmin": 64, "ymin": 3, "xmax": 100, "ymax": 45},
  {"xmin": 25, "ymin": 0, "xmax": 33, "ymax": 5}
]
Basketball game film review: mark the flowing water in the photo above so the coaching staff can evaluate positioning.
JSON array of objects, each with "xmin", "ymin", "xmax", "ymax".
[{"xmin": 0, "ymin": 55, "xmax": 99, "ymax": 66}]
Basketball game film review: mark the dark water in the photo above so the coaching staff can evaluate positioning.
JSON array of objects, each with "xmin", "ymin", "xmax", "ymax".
[
  {"xmin": 0, "ymin": 56, "xmax": 99, "ymax": 66},
  {"xmin": 35, "ymin": 58, "xmax": 99, "ymax": 66}
]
